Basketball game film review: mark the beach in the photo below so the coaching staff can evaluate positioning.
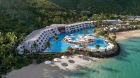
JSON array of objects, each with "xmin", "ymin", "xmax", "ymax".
[
  {"xmin": 6, "ymin": 63, "xmax": 68, "ymax": 78},
  {"xmin": 116, "ymin": 30, "xmax": 140, "ymax": 41},
  {"xmin": 6, "ymin": 55, "xmax": 100, "ymax": 78},
  {"xmin": 6, "ymin": 30, "xmax": 140, "ymax": 78}
]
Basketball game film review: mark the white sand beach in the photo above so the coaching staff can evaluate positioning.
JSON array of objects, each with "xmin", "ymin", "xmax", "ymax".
[
  {"xmin": 116, "ymin": 30, "xmax": 140, "ymax": 41},
  {"xmin": 6, "ymin": 64, "xmax": 65, "ymax": 78},
  {"xmin": 52, "ymin": 55, "xmax": 99, "ymax": 71},
  {"xmin": 6, "ymin": 30, "xmax": 140, "ymax": 78},
  {"xmin": 6, "ymin": 55, "xmax": 99, "ymax": 78}
]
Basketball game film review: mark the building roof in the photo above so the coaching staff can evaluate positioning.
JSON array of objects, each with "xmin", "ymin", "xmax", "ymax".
[
  {"xmin": 103, "ymin": 19, "xmax": 122, "ymax": 22},
  {"xmin": 127, "ymin": 16, "xmax": 140, "ymax": 21},
  {"xmin": 25, "ymin": 27, "xmax": 48, "ymax": 42},
  {"xmin": 50, "ymin": 24, "xmax": 67, "ymax": 27},
  {"xmin": 23, "ymin": 21, "xmax": 93, "ymax": 43}
]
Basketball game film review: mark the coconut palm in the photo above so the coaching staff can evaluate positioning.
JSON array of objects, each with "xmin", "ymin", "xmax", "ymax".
[
  {"xmin": 85, "ymin": 50, "xmax": 91, "ymax": 56},
  {"xmin": 53, "ymin": 35, "xmax": 59, "ymax": 41},
  {"xmin": 66, "ymin": 46, "xmax": 73, "ymax": 55},
  {"xmin": 32, "ymin": 42, "xmax": 38, "ymax": 52},
  {"xmin": 112, "ymin": 35, "xmax": 117, "ymax": 41},
  {"xmin": 5, "ymin": 32, "xmax": 17, "ymax": 44},
  {"xmin": 95, "ymin": 45, "xmax": 100, "ymax": 49},
  {"xmin": 45, "ymin": 41, "xmax": 51, "ymax": 48},
  {"xmin": 30, "ymin": 42, "xmax": 38, "ymax": 64},
  {"xmin": 84, "ymin": 29, "xmax": 88, "ymax": 36}
]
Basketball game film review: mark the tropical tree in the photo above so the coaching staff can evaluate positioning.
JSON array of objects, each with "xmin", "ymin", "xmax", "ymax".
[
  {"xmin": 83, "ymin": 29, "xmax": 88, "ymax": 36},
  {"xmin": 53, "ymin": 35, "xmax": 59, "ymax": 41},
  {"xmin": 112, "ymin": 35, "xmax": 117, "ymax": 41},
  {"xmin": 81, "ymin": 15, "xmax": 88, "ymax": 21},
  {"xmin": 30, "ymin": 42, "xmax": 38, "ymax": 64},
  {"xmin": 95, "ymin": 45, "xmax": 100, "ymax": 49},
  {"xmin": 66, "ymin": 46, "xmax": 73, "ymax": 55},
  {"xmin": 5, "ymin": 32, "xmax": 17, "ymax": 44},
  {"xmin": 45, "ymin": 41, "xmax": 51, "ymax": 48},
  {"xmin": 96, "ymin": 20, "xmax": 103, "ymax": 27},
  {"xmin": 85, "ymin": 50, "xmax": 91, "ymax": 56},
  {"xmin": 94, "ymin": 28, "xmax": 106, "ymax": 36},
  {"xmin": 32, "ymin": 42, "xmax": 38, "ymax": 52},
  {"xmin": 91, "ymin": 14, "xmax": 98, "ymax": 21},
  {"xmin": 53, "ymin": 16, "xmax": 64, "ymax": 24}
]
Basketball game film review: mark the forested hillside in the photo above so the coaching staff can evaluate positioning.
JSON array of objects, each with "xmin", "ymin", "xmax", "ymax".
[
  {"xmin": 0, "ymin": 0, "xmax": 64, "ymax": 33},
  {"xmin": 0, "ymin": 0, "xmax": 91, "ymax": 77},
  {"xmin": 0, "ymin": 0, "xmax": 140, "ymax": 77},
  {"xmin": 51, "ymin": 0, "xmax": 140, "ymax": 15},
  {"xmin": 1, "ymin": 0, "xmax": 140, "ymax": 33}
]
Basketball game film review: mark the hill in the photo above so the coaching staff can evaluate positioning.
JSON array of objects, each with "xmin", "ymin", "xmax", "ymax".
[
  {"xmin": 51, "ymin": 0, "xmax": 140, "ymax": 15},
  {"xmin": 0, "ymin": 0, "xmax": 66, "ymax": 33},
  {"xmin": 0, "ymin": 0, "xmax": 140, "ymax": 77}
]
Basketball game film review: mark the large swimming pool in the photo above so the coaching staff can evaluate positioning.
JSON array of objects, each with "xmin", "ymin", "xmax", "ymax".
[{"xmin": 44, "ymin": 28, "xmax": 106, "ymax": 52}]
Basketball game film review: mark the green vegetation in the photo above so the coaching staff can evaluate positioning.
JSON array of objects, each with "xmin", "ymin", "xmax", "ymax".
[
  {"xmin": 95, "ymin": 45, "xmax": 100, "ymax": 49},
  {"xmin": 45, "ymin": 41, "xmax": 51, "ymax": 48},
  {"xmin": 53, "ymin": 35, "xmax": 59, "ymax": 41},
  {"xmin": 0, "ymin": 0, "xmax": 140, "ymax": 77},
  {"xmin": 51, "ymin": 0, "xmax": 140, "ymax": 15},
  {"xmin": 83, "ymin": 29, "xmax": 88, "ymax": 36},
  {"xmin": 67, "ymin": 46, "xmax": 73, "ymax": 53},
  {"xmin": 94, "ymin": 28, "xmax": 107, "ymax": 36},
  {"xmin": 0, "ymin": 0, "xmax": 82, "ymax": 76},
  {"xmin": 0, "ymin": 32, "xmax": 32, "ymax": 76}
]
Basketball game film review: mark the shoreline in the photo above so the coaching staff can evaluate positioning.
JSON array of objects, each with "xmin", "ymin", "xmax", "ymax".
[
  {"xmin": 116, "ymin": 30, "xmax": 140, "ymax": 41},
  {"xmin": 6, "ymin": 64, "xmax": 68, "ymax": 78},
  {"xmin": 6, "ymin": 30, "xmax": 140, "ymax": 78},
  {"xmin": 6, "ymin": 55, "xmax": 100, "ymax": 78}
]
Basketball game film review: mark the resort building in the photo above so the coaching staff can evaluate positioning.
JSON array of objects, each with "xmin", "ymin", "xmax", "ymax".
[
  {"xmin": 17, "ymin": 21, "xmax": 95, "ymax": 54},
  {"xmin": 127, "ymin": 16, "xmax": 140, "ymax": 21},
  {"xmin": 102, "ymin": 19, "xmax": 123, "ymax": 25}
]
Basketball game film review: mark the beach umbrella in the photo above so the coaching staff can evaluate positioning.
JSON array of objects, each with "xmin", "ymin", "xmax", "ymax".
[
  {"xmin": 44, "ymin": 61, "xmax": 52, "ymax": 64},
  {"xmin": 61, "ymin": 63, "xmax": 68, "ymax": 67}
]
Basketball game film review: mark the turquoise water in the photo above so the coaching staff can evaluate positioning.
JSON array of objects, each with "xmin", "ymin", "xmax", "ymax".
[
  {"xmin": 65, "ymin": 37, "xmax": 140, "ymax": 78},
  {"xmin": 44, "ymin": 28, "xmax": 106, "ymax": 52}
]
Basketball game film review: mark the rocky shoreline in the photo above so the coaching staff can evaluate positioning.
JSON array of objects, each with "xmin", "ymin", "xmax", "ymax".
[{"xmin": 91, "ymin": 42, "xmax": 120, "ymax": 58}]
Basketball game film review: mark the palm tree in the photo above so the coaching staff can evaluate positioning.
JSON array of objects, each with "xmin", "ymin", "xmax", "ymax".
[
  {"xmin": 45, "ymin": 41, "xmax": 51, "ymax": 48},
  {"xmin": 32, "ymin": 42, "xmax": 38, "ymax": 52},
  {"xmin": 53, "ymin": 35, "xmax": 59, "ymax": 41},
  {"xmin": 6, "ymin": 32, "xmax": 17, "ymax": 44},
  {"xmin": 66, "ymin": 46, "xmax": 73, "ymax": 55},
  {"xmin": 95, "ymin": 45, "xmax": 100, "ymax": 49},
  {"xmin": 104, "ymin": 34, "xmax": 109, "ymax": 39},
  {"xmin": 95, "ymin": 44, "xmax": 100, "ymax": 54},
  {"xmin": 31, "ymin": 42, "xmax": 38, "ymax": 64},
  {"xmin": 122, "ymin": 15, "xmax": 128, "ymax": 23},
  {"xmin": 112, "ymin": 35, "xmax": 117, "ymax": 41},
  {"xmin": 84, "ymin": 29, "xmax": 88, "ymax": 36},
  {"xmin": 85, "ymin": 50, "xmax": 90, "ymax": 56}
]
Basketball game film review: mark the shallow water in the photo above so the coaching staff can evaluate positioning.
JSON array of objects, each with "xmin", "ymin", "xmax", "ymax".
[{"xmin": 65, "ymin": 37, "xmax": 140, "ymax": 78}]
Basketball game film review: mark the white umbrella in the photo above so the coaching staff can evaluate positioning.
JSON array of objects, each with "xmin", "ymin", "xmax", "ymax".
[
  {"xmin": 44, "ymin": 61, "xmax": 52, "ymax": 64},
  {"xmin": 53, "ymin": 58, "xmax": 59, "ymax": 62}
]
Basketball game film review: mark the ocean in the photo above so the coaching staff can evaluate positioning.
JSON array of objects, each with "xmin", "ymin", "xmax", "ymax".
[{"xmin": 65, "ymin": 37, "xmax": 140, "ymax": 78}]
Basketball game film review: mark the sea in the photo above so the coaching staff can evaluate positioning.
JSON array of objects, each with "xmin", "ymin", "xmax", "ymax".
[{"xmin": 65, "ymin": 37, "xmax": 140, "ymax": 78}]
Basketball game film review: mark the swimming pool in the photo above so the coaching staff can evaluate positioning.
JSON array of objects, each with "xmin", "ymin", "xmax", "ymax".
[{"xmin": 44, "ymin": 28, "xmax": 106, "ymax": 52}]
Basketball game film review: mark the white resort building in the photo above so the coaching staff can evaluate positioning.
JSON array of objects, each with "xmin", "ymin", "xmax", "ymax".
[
  {"xmin": 17, "ymin": 21, "xmax": 94, "ymax": 54},
  {"xmin": 103, "ymin": 19, "xmax": 123, "ymax": 25}
]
